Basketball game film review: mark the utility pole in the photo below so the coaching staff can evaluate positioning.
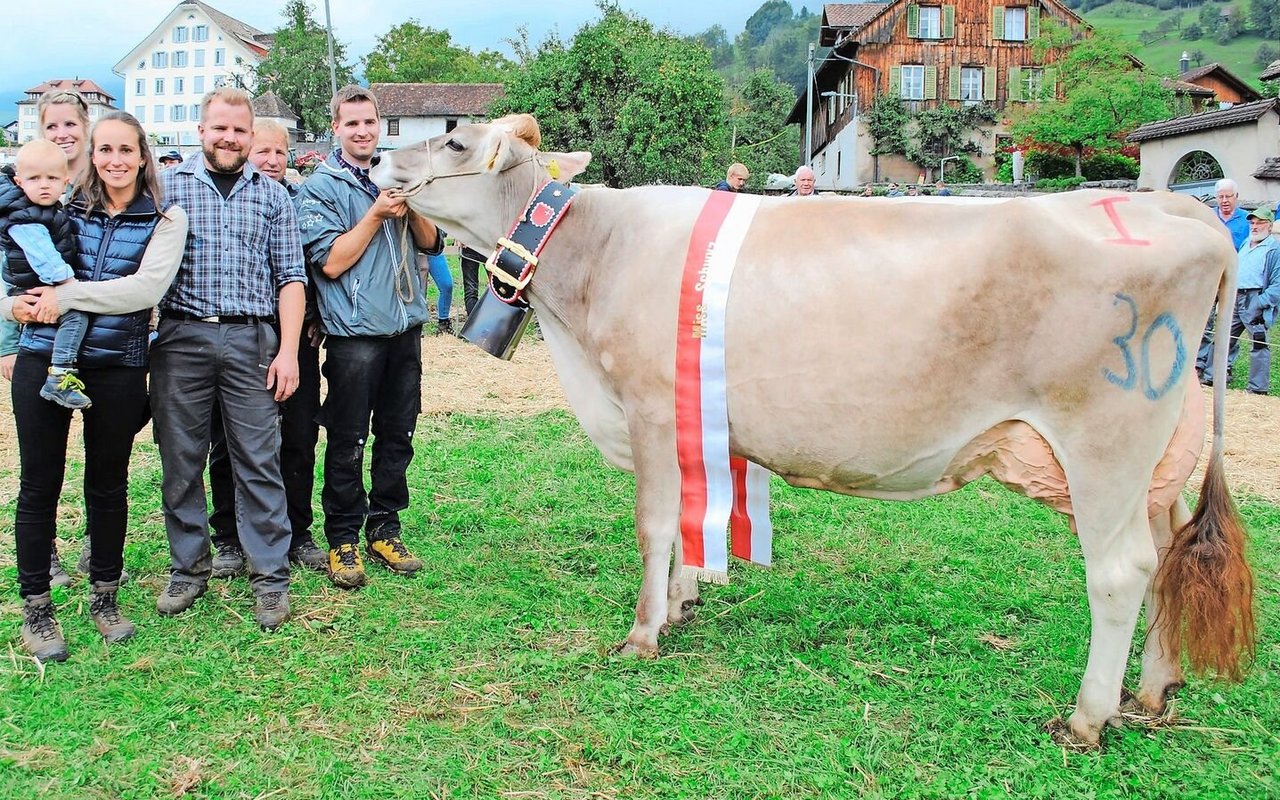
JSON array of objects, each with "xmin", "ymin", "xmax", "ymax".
[
  {"xmin": 804, "ymin": 42, "xmax": 815, "ymax": 166},
  {"xmin": 323, "ymin": 0, "xmax": 338, "ymax": 95}
]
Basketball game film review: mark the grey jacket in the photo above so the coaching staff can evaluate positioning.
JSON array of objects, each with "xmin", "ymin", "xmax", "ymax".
[{"xmin": 294, "ymin": 155, "xmax": 437, "ymax": 337}]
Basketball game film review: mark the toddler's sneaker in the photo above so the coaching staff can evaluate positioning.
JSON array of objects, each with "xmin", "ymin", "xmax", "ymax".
[{"xmin": 40, "ymin": 367, "xmax": 92, "ymax": 410}]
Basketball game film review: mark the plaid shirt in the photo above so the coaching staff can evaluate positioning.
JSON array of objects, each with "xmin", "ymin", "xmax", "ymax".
[
  {"xmin": 333, "ymin": 148, "xmax": 380, "ymax": 200},
  {"xmin": 159, "ymin": 158, "xmax": 305, "ymax": 318}
]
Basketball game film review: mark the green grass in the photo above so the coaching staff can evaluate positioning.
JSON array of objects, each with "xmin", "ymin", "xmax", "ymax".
[
  {"xmin": 1, "ymin": 412, "xmax": 1277, "ymax": 798},
  {"xmin": 1086, "ymin": 1, "xmax": 1275, "ymax": 88}
]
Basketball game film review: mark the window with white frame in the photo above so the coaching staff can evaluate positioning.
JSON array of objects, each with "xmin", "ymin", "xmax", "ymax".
[
  {"xmin": 173, "ymin": 51, "xmax": 188, "ymax": 67},
  {"xmin": 214, "ymin": 48, "xmax": 225, "ymax": 66},
  {"xmin": 195, "ymin": 50, "xmax": 205, "ymax": 68},
  {"xmin": 155, "ymin": 79, "xmax": 165, "ymax": 95},
  {"xmin": 961, "ymin": 67, "xmax": 983, "ymax": 102},
  {"xmin": 135, "ymin": 79, "xmax": 145, "ymax": 96},
  {"xmin": 152, "ymin": 52, "xmax": 168, "ymax": 68},
  {"xmin": 153, "ymin": 105, "xmax": 165, "ymax": 123},
  {"xmin": 174, "ymin": 78, "xmax": 184, "ymax": 94},
  {"xmin": 134, "ymin": 106, "xmax": 145, "ymax": 122},
  {"xmin": 173, "ymin": 26, "xmax": 188, "ymax": 43},
  {"xmin": 194, "ymin": 25, "xmax": 209, "ymax": 42},
  {"xmin": 194, "ymin": 76, "xmax": 205, "ymax": 94},
  {"xmin": 1023, "ymin": 67, "xmax": 1045, "ymax": 99},
  {"xmin": 1004, "ymin": 7, "xmax": 1027, "ymax": 40},
  {"xmin": 918, "ymin": 6, "xmax": 942, "ymax": 38},
  {"xmin": 172, "ymin": 105, "xmax": 187, "ymax": 122},
  {"xmin": 900, "ymin": 65, "xmax": 925, "ymax": 100},
  {"xmin": 191, "ymin": 104, "xmax": 201, "ymax": 122}
]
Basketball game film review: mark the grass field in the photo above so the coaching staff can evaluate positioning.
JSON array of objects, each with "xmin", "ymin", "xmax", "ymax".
[
  {"xmin": 1086, "ymin": 1, "xmax": 1276, "ymax": 87},
  {"xmin": 0, "ymin": 407, "xmax": 1277, "ymax": 798}
]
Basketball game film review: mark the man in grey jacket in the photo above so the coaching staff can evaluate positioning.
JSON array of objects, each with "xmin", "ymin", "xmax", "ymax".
[{"xmin": 295, "ymin": 85, "xmax": 444, "ymax": 589}]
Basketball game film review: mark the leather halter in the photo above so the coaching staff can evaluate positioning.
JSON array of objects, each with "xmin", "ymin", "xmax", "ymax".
[
  {"xmin": 484, "ymin": 180, "xmax": 578, "ymax": 306},
  {"xmin": 387, "ymin": 138, "xmax": 538, "ymax": 200}
]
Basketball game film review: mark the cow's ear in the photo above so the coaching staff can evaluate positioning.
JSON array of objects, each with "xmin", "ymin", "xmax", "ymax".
[
  {"xmin": 482, "ymin": 131, "xmax": 514, "ymax": 174},
  {"xmin": 541, "ymin": 151, "xmax": 592, "ymax": 183}
]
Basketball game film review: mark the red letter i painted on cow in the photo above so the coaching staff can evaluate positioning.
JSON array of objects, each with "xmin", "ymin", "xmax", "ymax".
[{"xmin": 1092, "ymin": 196, "xmax": 1151, "ymax": 247}]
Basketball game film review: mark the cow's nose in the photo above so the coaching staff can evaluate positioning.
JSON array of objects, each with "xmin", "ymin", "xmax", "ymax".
[{"xmin": 369, "ymin": 154, "xmax": 381, "ymax": 168}]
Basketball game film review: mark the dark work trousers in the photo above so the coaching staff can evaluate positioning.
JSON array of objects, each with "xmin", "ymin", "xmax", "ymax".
[
  {"xmin": 319, "ymin": 327, "xmax": 422, "ymax": 548},
  {"xmin": 460, "ymin": 246, "xmax": 486, "ymax": 315},
  {"xmin": 12, "ymin": 353, "xmax": 146, "ymax": 597},
  {"xmin": 150, "ymin": 318, "xmax": 291, "ymax": 592},
  {"xmin": 1198, "ymin": 288, "xmax": 1270, "ymax": 393},
  {"xmin": 209, "ymin": 332, "xmax": 321, "ymax": 550}
]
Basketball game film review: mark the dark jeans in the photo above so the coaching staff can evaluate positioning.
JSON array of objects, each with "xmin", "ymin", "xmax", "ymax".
[
  {"xmin": 12, "ymin": 353, "xmax": 146, "ymax": 597},
  {"xmin": 1197, "ymin": 288, "xmax": 1271, "ymax": 392},
  {"xmin": 210, "ymin": 333, "xmax": 321, "ymax": 550},
  {"xmin": 461, "ymin": 246, "xmax": 485, "ymax": 315},
  {"xmin": 319, "ymin": 328, "xmax": 422, "ymax": 547},
  {"xmin": 150, "ymin": 318, "xmax": 291, "ymax": 592},
  {"xmin": 51, "ymin": 310, "xmax": 89, "ymax": 368}
]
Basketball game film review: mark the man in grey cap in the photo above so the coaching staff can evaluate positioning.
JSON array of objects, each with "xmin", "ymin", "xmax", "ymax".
[{"xmin": 159, "ymin": 150, "xmax": 184, "ymax": 169}]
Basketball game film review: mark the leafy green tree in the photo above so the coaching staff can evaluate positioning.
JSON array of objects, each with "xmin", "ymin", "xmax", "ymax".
[
  {"xmin": 1249, "ymin": 0, "xmax": 1280, "ymax": 38},
  {"xmin": 725, "ymin": 69, "xmax": 801, "ymax": 188},
  {"xmin": 1012, "ymin": 27, "xmax": 1173, "ymax": 176},
  {"xmin": 905, "ymin": 103, "xmax": 998, "ymax": 178},
  {"xmin": 864, "ymin": 91, "xmax": 912, "ymax": 159},
  {"xmin": 363, "ymin": 21, "xmax": 515, "ymax": 83},
  {"xmin": 492, "ymin": 5, "xmax": 727, "ymax": 188},
  {"xmin": 691, "ymin": 25, "xmax": 734, "ymax": 69},
  {"xmin": 743, "ymin": 1, "xmax": 795, "ymax": 47},
  {"xmin": 252, "ymin": 0, "xmax": 355, "ymax": 135}
]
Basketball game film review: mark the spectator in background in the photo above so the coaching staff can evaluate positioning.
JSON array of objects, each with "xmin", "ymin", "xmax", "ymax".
[
  {"xmin": 714, "ymin": 163, "xmax": 749, "ymax": 192},
  {"xmin": 1200, "ymin": 207, "xmax": 1280, "ymax": 395},
  {"xmin": 421, "ymin": 250, "xmax": 455, "ymax": 335},
  {"xmin": 159, "ymin": 151, "xmax": 184, "ymax": 169},
  {"xmin": 885, "ymin": 183, "xmax": 902, "ymax": 197},
  {"xmin": 460, "ymin": 245, "xmax": 486, "ymax": 317},
  {"xmin": 905, "ymin": 185, "xmax": 919, "ymax": 197},
  {"xmin": 1196, "ymin": 177, "xmax": 1254, "ymax": 381},
  {"xmin": 790, "ymin": 165, "xmax": 817, "ymax": 197},
  {"xmin": 861, "ymin": 185, "xmax": 874, "ymax": 197},
  {"xmin": 934, "ymin": 180, "xmax": 951, "ymax": 196}
]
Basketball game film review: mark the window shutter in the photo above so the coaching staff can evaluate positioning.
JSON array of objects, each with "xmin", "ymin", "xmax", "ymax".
[
  {"xmin": 1043, "ymin": 67, "xmax": 1058, "ymax": 100},
  {"xmin": 890, "ymin": 65, "xmax": 902, "ymax": 94},
  {"xmin": 992, "ymin": 6, "xmax": 1005, "ymax": 40},
  {"xmin": 907, "ymin": 4, "xmax": 920, "ymax": 38},
  {"xmin": 984, "ymin": 66, "xmax": 996, "ymax": 100},
  {"xmin": 1028, "ymin": 6, "xmax": 1041, "ymax": 38},
  {"xmin": 949, "ymin": 66, "xmax": 962, "ymax": 100},
  {"xmin": 943, "ymin": 5, "xmax": 956, "ymax": 37},
  {"xmin": 925, "ymin": 66, "xmax": 938, "ymax": 100},
  {"xmin": 1008, "ymin": 67, "xmax": 1024, "ymax": 101}
]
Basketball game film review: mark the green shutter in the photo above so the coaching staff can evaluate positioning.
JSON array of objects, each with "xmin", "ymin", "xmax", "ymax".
[
  {"xmin": 925, "ymin": 66, "xmax": 938, "ymax": 100},
  {"xmin": 949, "ymin": 66, "xmax": 962, "ymax": 100},
  {"xmin": 890, "ymin": 65, "xmax": 902, "ymax": 95},
  {"xmin": 907, "ymin": 4, "xmax": 920, "ymax": 37},
  {"xmin": 983, "ymin": 65, "xmax": 996, "ymax": 100},
  {"xmin": 992, "ymin": 6, "xmax": 1005, "ymax": 40},
  {"xmin": 1028, "ymin": 6, "xmax": 1041, "ymax": 39},
  {"xmin": 1008, "ymin": 67, "xmax": 1024, "ymax": 101},
  {"xmin": 943, "ymin": 5, "xmax": 956, "ymax": 37},
  {"xmin": 1043, "ymin": 67, "xmax": 1058, "ymax": 100}
]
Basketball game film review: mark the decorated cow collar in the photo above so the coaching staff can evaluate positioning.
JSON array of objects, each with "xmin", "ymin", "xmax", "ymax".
[{"xmin": 485, "ymin": 179, "xmax": 578, "ymax": 306}]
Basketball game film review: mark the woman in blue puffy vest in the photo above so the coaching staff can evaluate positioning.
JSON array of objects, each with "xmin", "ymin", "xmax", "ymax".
[{"xmin": 0, "ymin": 111, "xmax": 189, "ymax": 662}]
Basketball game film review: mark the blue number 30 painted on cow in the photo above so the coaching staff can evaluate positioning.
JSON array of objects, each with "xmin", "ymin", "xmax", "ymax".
[{"xmin": 1103, "ymin": 293, "xmax": 1186, "ymax": 400}]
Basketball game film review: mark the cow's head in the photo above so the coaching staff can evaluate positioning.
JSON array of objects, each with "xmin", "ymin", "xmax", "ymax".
[{"xmin": 370, "ymin": 114, "xmax": 591, "ymax": 251}]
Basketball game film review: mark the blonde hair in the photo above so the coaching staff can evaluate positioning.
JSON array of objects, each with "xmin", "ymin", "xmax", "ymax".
[
  {"xmin": 253, "ymin": 119, "xmax": 290, "ymax": 141},
  {"xmin": 201, "ymin": 86, "xmax": 254, "ymax": 121},
  {"xmin": 727, "ymin": 163, "xmax": 749, "ymax": 179},
  {"xmin": 15, "ymin": 139, "xmax": 69, "ymax": 174},
  {"xmin": 329, "ymin": 85, "xmax": 380, "ymax": 121},
  {"xmin": 37, "ymin": 90, "xmax": 90, "ymax": 130}
]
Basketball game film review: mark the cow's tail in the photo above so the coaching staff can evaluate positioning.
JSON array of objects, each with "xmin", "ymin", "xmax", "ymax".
[{"xmin": 1154, "ymin": 248, "xmax": 1255, "ymax": 681}]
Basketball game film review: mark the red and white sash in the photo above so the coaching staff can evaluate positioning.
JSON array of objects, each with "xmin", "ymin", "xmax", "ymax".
[{"xmin": 675, "ymin": 191, "xmax": 773, "ymax": 584}]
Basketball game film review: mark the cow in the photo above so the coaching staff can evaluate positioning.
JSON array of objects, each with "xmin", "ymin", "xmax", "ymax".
[{"xmin": 369, "ymin": 115, "xmax": 1255, "ymax": 750}]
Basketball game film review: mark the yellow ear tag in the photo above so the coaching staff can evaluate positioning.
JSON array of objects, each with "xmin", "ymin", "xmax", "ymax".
[{"xmin": 546, "ymin": 160, "xmax": 560, "ymax": 180}]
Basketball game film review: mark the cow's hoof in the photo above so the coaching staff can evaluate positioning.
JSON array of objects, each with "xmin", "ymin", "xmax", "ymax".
[
  {"xmin": 1044, "ymin": 717, "xmax": 1102, "ymax": 752},
  {"xmin": 615, "ymin": 640, "xmax": 659, "ymax": 659},
  {"xmin": 1119, "ymin": 683, "xmax": 1183, "ymax": 722},
  {"xmin": 666, "ymin": 597, "xmax": 705, "ymax": 627}
]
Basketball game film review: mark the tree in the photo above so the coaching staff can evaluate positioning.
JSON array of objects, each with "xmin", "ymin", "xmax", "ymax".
[
  {"xmin": 1249, "ymin": 0, "xmax": 1280, "ymax": 38},
  {"xmin": 1012, "ymin": 27, "xmax": 1173, "ymax": 176},
  {"xmin": 743, "ymin": 0, "xmax": 795, "ymax": 47},
  {"xmin": 725, "ymin": 69, "xmax": 801, "ymax": 188},
  {"xmin": 492, "ymin": 5, "xmax": 727, "ymax": 188},
  {"xmin": 905, "ymin": 103, "xmax": 998, "ymax": 179},
  {"xmin": 691, "ymin": 24, "xmax": 734, "ymax": 69},
  {"xmin": 252, "ymin": 0, "xmax": 355, "ymax": 135},
  {"xmin": 363, "ymin": 21, "xmax": 515, "ymax": 84}
]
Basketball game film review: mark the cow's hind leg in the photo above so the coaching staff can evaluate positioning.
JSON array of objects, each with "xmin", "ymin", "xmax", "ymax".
[
  {"xmin": 618, "ymin": 437, "xmax": 681, "ymax": 658},
  {"xmin": 1048, "ymin": 484, "xmax": 1157, "ymax": 750},
  {"xmin": 1128, "ymin": 495, "xmax": 1191, "ymax": 716},
  {"xmin": 665, "ymin": 530, "xmax": 703, "ymax": 630}
]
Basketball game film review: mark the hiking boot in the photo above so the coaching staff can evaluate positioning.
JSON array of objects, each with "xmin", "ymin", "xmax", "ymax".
[
  {"xmin": 39, "ymin": 366, "xmax": 92, "ymax": 409},
  {"xmin": 433, "ymin": 318, "xmax": 455, "ymax": 336},
  {"xmin": 89, "ymin": 581, "xmax": 136, "ymax": 643},
  {"xmin": 155, "ymin": 579, "xmax": 206, "ymax": 616},
  {"xmin": 76, "ymin": 538, "xmax": 130, "ymax": 585},
  {"xmin": 21, "ymin": 593, "xmax": 68, "ymax": 663},
  {"xmin": 327, "ymin": 543, "xmax": 367, "ymax": 589},
  {"xmin": 49, "ymin": 547, "xmax": 73, "ymax": 589},
  {"xmin": 367, "ymin": 536, "xmax": 423, "ymax": 576},
  {"xmin": 288, "ymin": 538, "xmax": 328, "ymax": 571},
  {"xmin": 254, "ymin": 591, "xmax": 291, "ymax": 631},
  {"xmin": 211, "ymin": 545, "xmax": 246, "ymax": 579}
]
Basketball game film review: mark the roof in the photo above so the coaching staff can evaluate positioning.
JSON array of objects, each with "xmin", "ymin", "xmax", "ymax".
[
  {"xmin": 114, "ymin": 1, "xmax": 270, "ymax": 75},
  {"xmin": 820, "ymin": 3, "xmax": 889, "ymax": 45},
  {"xmin": 1261, "ymin": 59, "xmax": 1280, "ymax": 82},
  {"xmin": 252, "ymin": 91, "xmax": 297, "ymax": 121},
  {"xmin": 1176, "ymin": 62, "xmax": 1262, "ymax": 102},
  {"xmin": 1254, "ymin": 156, "xmax": 1280, "ymax": 180},
  {"xmin": 22, "ymin": 78, "xmax": 117, "ymax": 102},
  {"xmin": 1160, "ymin": 77, "xmax": 1215, "ymax": 97},
  {"xmin": 1127, "ymin": 98, "xmax": 1278, "ymax": 142},
  {"xmin": 369, "ymin": 83, "xmax": 505, "ymax": 117}
]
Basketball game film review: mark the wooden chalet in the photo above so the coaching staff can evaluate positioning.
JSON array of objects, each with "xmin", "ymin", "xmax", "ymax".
[{"xmin": 789, "ymin": 0, "xmax": 1088, "ymax": 187}]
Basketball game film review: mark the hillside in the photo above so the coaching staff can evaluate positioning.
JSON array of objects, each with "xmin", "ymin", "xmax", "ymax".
[{"xmin": 1085, "ymin": 1, "xmax": 1276, "ymax": 88}]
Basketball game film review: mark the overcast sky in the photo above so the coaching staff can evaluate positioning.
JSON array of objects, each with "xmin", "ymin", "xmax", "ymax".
[{"xmin": 3, "ymin": 0, "xmax": 761, "ymax": 121}]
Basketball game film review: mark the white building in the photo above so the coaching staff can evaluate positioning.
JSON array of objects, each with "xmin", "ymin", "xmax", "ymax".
[
  {"xmin": 113, "ymin": 1, "xmax": 272, "ymax": 147},
  {"xmin": 15, "ymin": 79, "xmax": 118, "ymax": 143},
  {"xmin": 369, "ymin": 83, "xmax": 505, "ymax": 150}
]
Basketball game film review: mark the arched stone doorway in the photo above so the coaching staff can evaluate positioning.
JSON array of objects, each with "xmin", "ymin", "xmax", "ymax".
[{"xmin": 1168, "ymin": 150, "xmax": 1225, "ymax": 199}]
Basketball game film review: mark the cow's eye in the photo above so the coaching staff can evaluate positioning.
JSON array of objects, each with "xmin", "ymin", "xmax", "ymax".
[{"xmin": 446, "ymin": 139, "xmax": 465, "ymax": 153}]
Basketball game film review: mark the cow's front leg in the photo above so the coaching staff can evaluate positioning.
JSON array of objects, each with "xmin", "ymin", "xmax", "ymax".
[
  {"xmin": 618, "ymin": 439, "xmax": 681, "ymax": 657},
  {"xmin": 665, "ymin": 529, "xmax": 703, "ymax": 631}
]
